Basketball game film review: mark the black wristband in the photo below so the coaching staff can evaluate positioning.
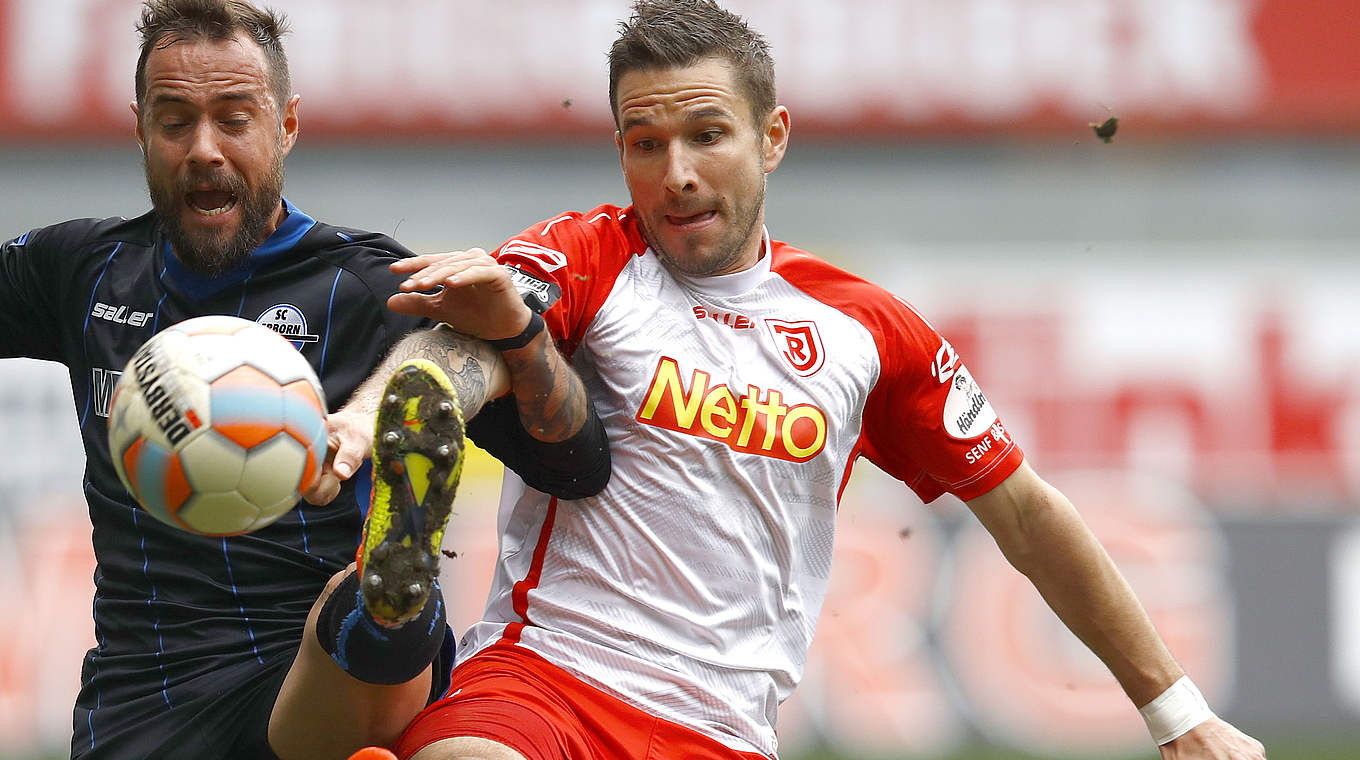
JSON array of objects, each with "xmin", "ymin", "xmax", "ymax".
[{"xmin": 486, "ymin": 311, "xmax": 546, "ymax": 351}]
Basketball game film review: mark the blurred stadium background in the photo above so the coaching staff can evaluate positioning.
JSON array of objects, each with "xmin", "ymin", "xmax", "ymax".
[{"xmin": 2, "ymin": 0, "xmax": 1358, "ymax": 758}]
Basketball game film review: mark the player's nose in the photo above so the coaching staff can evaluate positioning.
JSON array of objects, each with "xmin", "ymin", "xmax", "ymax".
[
  {"xmin": 663, "ymin": 145, "xmax": 698, "ymax": 195},
  {"xmin": 185, "ymin": 121, "xmax": 226, "ymax": 168}
]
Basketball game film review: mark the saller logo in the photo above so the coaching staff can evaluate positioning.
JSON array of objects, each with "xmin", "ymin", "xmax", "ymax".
[
  {"xmin": 636, "ymin": 356, "xmax": 827, "ymax": 462},
  {"xmin": 91, "ymin": 302, "xmax": 152, "ymax": 328},
  {"xmin": 129, "ymin": 342, "xmax": 201, "ymax": 445},
  {"xmin": 766, "ymin": 319, "xmax": 825, "ymax": 377}
]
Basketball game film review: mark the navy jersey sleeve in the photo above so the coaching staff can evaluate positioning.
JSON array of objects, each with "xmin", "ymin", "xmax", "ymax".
[
  {"xmin": 1, "ymin": 224, "xmax": 70, "ymax": 360},
  {"xmin": 307, "ymin": 226, "xmax": 436, "ymax": 407}
]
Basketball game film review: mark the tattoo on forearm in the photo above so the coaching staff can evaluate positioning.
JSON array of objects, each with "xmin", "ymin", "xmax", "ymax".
[
  {"xmin": 345, "ymin": 326, "xmax": 585, "ymax": 444},
  {"xmin": 342, "ymin": 327, "xmax": 499, "ymax": 422},
  {"xmin": 397, "ymin": 327, "xmax": 494, "ymax": 419},
  {"xmin": 503, "ymin": 335, "xmax": 589, "ymax": 443}
]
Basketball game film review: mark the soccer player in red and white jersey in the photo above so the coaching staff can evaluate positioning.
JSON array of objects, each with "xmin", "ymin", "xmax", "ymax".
[{"xmin": 379, "ymin": 1, "xmax": 1268, "ymax": 759}]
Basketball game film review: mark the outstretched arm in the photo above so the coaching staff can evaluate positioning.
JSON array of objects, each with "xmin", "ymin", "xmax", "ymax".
[
  {"xmin": 388, "ymin": 248, "xmax": 589, "ymax": 441},
  {"xmin": 966, "ymin": 461, "xmax": 1266, "ymax": 760},
  {"xmin": 304, "ymin": 325, "xmax": 507, "ymax": 506},
  {"xmin": 387, "ymin": 250, "xmax": 609, "ymax": 498}
]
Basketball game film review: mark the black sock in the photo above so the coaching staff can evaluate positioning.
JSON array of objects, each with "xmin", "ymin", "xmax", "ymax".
[{"xmin": 314, "ymin": 570, "xmax": 448, "ymax": 685}]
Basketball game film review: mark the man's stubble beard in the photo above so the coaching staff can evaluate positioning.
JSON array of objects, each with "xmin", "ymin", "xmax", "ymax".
[
  {"xmin": 648, "ymin": 179, "xmax": 765, "ymax": 278},
  {"xmin": 146, "ymin": 155, "xmax": 285, "ymax": 279}
]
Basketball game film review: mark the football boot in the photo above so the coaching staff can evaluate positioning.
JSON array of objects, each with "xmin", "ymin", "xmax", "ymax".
[{"xmin": 357, "ymin": 359, "xmax": 465, "ymax": 627}]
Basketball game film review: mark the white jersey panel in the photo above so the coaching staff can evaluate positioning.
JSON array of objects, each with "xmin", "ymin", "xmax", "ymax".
[{"xmin": 458, "ymin": 248, "xmax": 882, "ymax": 756}]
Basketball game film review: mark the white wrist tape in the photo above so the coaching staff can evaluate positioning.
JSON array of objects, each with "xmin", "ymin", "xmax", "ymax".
[{"xmin": 1139, "ymin": 675, "xmax": 1216, "ymax": 745}]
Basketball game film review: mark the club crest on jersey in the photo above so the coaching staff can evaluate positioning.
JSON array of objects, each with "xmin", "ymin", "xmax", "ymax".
[
  {"xmin": 931, "ymin": 339, "xmax": 961, "ymax": 385},
  {"xmin": 499, "ymin": 240, "xmax": 568, "ymax": 272},
  {"xmin": 636, "ymin": 356, "xmax": 828, "ymax": 462},
  {"xmin": 504, "ymin": 265, "xmax": 562, "ymax": 313},
  {"xmin": 765, "ymin": 319, "xmax": 825, "ymax": 377},
  {"xmin": 256, "ymin": 304, "xmax": 319, "ymax": 348}
]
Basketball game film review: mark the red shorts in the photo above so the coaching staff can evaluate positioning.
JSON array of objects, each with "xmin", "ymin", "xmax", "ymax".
[{"xmin": 392, "ymin": 643, "xmax": 769, "ymax": 760}]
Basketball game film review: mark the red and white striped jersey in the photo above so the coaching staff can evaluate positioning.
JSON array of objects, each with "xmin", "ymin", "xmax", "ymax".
[{"xmin": 456, "ymin": 205, "xmax": 1024, "ymax": 756}]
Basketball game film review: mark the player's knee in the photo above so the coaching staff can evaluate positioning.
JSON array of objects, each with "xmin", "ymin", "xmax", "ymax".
[
  {"xmin": 305, "ymin": 563, "xmax": 358, "ymax": 627},
  {"xmin": 322, "ymin": 563, "xmax": 358, "ymax": 600},
  {"xmin": 409, "ymin": 737, "xmax": 529, "ymax": 760}
]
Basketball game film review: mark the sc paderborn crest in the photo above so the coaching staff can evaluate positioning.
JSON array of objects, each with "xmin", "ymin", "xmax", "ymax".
[
  {"xmin": 766, "ymin": 318, "xmax": 825, "ymax": 377},
  {"xmin": 256, "ymin": 304, "xmax": 320, "ymax": 349}
]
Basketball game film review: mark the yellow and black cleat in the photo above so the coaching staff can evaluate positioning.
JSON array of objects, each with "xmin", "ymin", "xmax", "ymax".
[{"xmin": 357, "ymin": 359, "xmax": 465, "ymax": 627}]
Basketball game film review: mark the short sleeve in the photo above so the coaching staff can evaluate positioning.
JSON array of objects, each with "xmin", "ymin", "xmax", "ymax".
[
  {"xmin": 1, "ymin": 225, "xmax": 69, "ymax": 360},
  {"xmin": 858, "ymin": 298, "xmax": 1025, "ymax": 503},
  {"xmin": 492, "ymin": 205, "xmax": 642, "ymax": 356}
]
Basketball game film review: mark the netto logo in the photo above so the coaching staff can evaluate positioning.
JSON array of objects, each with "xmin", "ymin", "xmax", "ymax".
[
  {"xmin": 636, "ymin": 356, "xmax": 827, "ymax": 462},
  {"xmin": 257, "ymin": 304, "xmax": 319, "ymax": 348}
]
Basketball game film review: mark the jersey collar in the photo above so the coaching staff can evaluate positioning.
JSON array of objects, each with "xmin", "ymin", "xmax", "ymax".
[
  {"xmin": 664, "ymin": 227, "xmax": 773, "ymax": 298},
  {"xmin": 160, "ymin": 197, "xmax": 318, "ymax": 300}
]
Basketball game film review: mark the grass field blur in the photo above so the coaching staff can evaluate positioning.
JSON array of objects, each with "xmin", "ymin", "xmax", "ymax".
[
  {"xmin": 9, "ymin": 732, "xmax": 1355, "ymax": 760},
  {"xmin": 789, "ymin": 731, "xmax": 1360, "ymax": 760},
  {"xmin": 20, "ymin": 744, "xmax": 1360, "ymax": 760}
]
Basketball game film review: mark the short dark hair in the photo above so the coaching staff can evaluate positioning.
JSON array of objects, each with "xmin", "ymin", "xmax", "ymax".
[
  {"xmin": 608, "ymin": 0, "xmax": 775, "ymax": 127},
  {"xmin": 135, "ymin": 0, "xmax": 291, "ymax": 114}
]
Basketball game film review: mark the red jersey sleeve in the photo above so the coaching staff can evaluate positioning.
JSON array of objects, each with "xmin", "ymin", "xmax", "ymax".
[
  {"xmin": 858, "ymin": 296, "xmax": 1024, "ymax": 502},
  {"xmin": 493, "ymin": 204, "xmax": 645, "ymax": 358},
  {"xmin": 771, "ymin": 244, "xmax": 1023, "ymax": 503}
]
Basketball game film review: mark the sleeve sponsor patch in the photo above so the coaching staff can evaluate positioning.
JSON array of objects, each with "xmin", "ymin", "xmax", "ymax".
[
  {"xmin": 943, "ymin": 366, "xmax": 998, "ymax": 439},
  {"xmin": 505, "ymin": 265, "xmax": 562, "ymax": 314},
  {"xmin": 931, "ymin": 338, "xmax": 998, "ymax": 440}
]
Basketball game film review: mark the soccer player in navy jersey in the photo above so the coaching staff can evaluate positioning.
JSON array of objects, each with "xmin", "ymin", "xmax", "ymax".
[{"xmin": 0, "ymin": 1, "xmax": 607, "ymax": 758}]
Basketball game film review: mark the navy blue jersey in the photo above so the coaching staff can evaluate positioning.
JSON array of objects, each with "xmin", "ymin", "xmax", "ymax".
[{"xmin": 1, "ymin": 200, "xmax": 438, "ymax": 759}]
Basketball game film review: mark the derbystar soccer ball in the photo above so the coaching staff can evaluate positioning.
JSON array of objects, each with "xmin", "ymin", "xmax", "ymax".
[{"xmin": 108, "ymin": 315, "xmax": 329, "ymax": 536}]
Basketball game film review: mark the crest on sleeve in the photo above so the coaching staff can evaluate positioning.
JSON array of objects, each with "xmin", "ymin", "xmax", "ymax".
[
  {"xmin": 766, "ymin": 319, "xmax": 825, "ymax": 377},
  {"xmin": 498, "ymin": 240, "xmax": 568, "ymax": 272},
  {"xmin": 931, "ymin": 338, "xmax": 960, "ymax": 385},
  {"xmin": 504, "ymin": 265, "xmax": 562, "ymax": 314}
]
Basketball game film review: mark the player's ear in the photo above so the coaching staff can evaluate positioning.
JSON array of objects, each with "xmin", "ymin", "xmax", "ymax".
[
  {"xmin": 279, "ymin": 93, "xmax": 301, "ymax": 155},
  {"xmin": 131, "ymin": 100, "xmax": 146, "ymax": 153},
  {"xmin": 761, "ymin": 106, "xmax": 790, "ymax": 173}
]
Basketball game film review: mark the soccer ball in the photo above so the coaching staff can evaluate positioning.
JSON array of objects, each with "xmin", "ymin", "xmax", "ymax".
[{"xmin": 108, "ymin": 315, "xmax": 329, "ymax": 536}]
